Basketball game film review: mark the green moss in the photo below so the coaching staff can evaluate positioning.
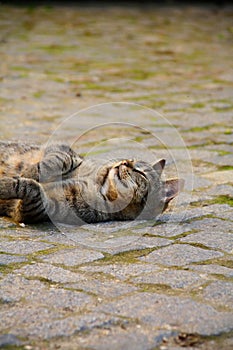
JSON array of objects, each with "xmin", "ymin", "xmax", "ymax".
[
  {"xmin": 214, "ymin": 106, "xmax": 233, "ymax": 112},
  {"xmin": 149, "ymin": 100, "xmax": 166, "ymax": 109},
  {"xmin": 191, "ymin": 159, "xmax": 216, "ymax": 169},
  {"xmin": 0, "ymin": 259, "xmax": 29, "ymax": 275},
  {"xmin": 52, "ymin": 77, "xmax": 65, "ymax": 83},
  {"xmin": 212, "ymin": 78, "xmax": 232, "ymax": 86},
  {"xmin": 33, "ymin": 90, "xmax": 45, "ymax": 98},
  {"xmin": 219, "ymin": 260, "xmax": 233, "ymax": 269},
  {"xmin": 224, "ymin": 129, "xmax": 232, "ymax": 135},
  {"xmin": 171, "ymin": 230, "xmax": 198, "ymax": 240},
  {"xmin": 183, "ymin": 125, "xmax": 211, "ymax": 132},
  {"xmin": 95, "ymin": 248, "xmax": 155, "ymax": 265},
  {"xmin": 191, "ymin": 102, "xmax": 205, "ymax": 108},
  {"xmin": 127, "ymin": 69, "xmax": 153, "ymax": 80},
  {"xmin": 213, "ymin": 195, "xmax": 233, "ymax": 207},
  {"xmin": 0, "ymin": 97, "xmax": 11, "ymax": 103},
  {"xmin": 134, "ymin": 136, "xmax": 144, "ymax": 142},
  {"xmin": 190, "ymin": 196, "xmax": 233, "ymax": 208},
  {"xmin": 218, "ymin": 165, "xmax": 233, "ymax": 171},
  {"xmin": 138, "ymin": 283, "xmax": 172, "ymax": 293},
  {"xmin": 39, "ymin": 44, "xmax": 77, "ymax": 54},
  {"xmin": 11, "ymin": 66, "xmax": 31, "ymax": 72},
  {"xmin": 217, "ymin": 150, "xmax": 231, "ymax": 156}
]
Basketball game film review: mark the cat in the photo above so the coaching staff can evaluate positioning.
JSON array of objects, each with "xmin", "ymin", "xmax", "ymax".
[{"xmin": 0, "ymin": 141, "xmax": 184, "ymax": 225}]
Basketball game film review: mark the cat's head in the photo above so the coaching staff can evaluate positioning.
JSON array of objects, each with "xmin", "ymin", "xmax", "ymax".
[{"xmin": 98, "ymin": 158, "xmax": 184, "ymax": 220}]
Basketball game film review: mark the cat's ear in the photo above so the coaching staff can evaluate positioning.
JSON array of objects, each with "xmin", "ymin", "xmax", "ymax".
[
  {"xmin": 152, "ymin": 159, "xmax": 166, "ymax": 176},
  {"xmin": 164, "ymin": 178, "xmax": 184, "ymax": 203}
]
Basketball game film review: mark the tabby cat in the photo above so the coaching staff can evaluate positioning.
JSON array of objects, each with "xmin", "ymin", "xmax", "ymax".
[{"xmin": 0, "ymin": 141, "xmax": 184, "ymax": 225}]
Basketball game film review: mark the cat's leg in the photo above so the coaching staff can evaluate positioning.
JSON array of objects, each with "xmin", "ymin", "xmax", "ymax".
[
  {"xmin": 22, "ymin": 144, "xmax": 83, "ymax": 183},
  {"xmin": 0, "ymin": 177, "xmax": 49, "ymax": 223}
]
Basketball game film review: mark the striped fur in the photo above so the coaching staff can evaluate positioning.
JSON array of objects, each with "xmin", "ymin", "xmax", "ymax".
[{"xmin": 0, "ymin": 141, "xmax": 183, "ymax": 224}]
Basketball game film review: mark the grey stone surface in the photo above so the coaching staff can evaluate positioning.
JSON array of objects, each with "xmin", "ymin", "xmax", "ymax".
[
  {"xmin": 207, "ymin": 184, "xmax": 233, "ymax": 197},
  {"xmin": 100, "ymin": 236, "xmax": 171, "ymax": 255},
  {"xmin": 95, "ymin": 293, "xmax": 233, "ymax": 336},
  {"xmin": 0, "ymin": 239, "xmax": 54, "ymax": 255},
  {"xmin": 0, "ymin": 274, "xmax": 46, "ymax": 303},
  {"xmin": 2, "ymin": 309, "xmax": 128, "ymax": 340},
  {"xmin": 40, "ymin": 248, "xmax": 104, "ymax": 265},
  {"xmin": 80, "ymin": 263, "xmax": 160, "ymax": 281},
  {"xmin": 26, "ymin": 287, "xmax": 94, "ymax": 311},
  {"xmin": 0, "ymin": 253, "xmax": 27, "ymax": 265},
  {"xmin": 183, "ymin": 218, "xmax": 233, "ymax": 234},
  {"xmin": 131, "ymin": 269, "xmax": 209, "ymax": 289},
  {"xmin": 58, "ymin": 326, "xmax": 177, "ymax": 350},
  {"xmin": 140, "ymin": 244, "xmax": 223, "ymax": 266},
  {"xmin": 0, "ymin": 305, "xmax": 61, "ymax": 333},
  {"xmin": 132, "ymin": 223, "xmax": 191, "ymax": 238},
  {"xmin": 0, "ymin": 334, "xmax": 22, "ymax": 347},
  {"xmin": 203, "ymin": 281, "xmax": 233, "ymax": 309},
  {"xmin": 180, "ymin": 231, "xmax": 233, "ymax": 253},
  {"xmin": 67, "ymin": 279, "xmax": 138, "ymax": 298},
  {"xmin": 188, "ymin": 264, "xmax": 233, "ymax": 278},
  {"xmin": 15, "ymin": 263, "xmax": 88, "ymax": 283}
]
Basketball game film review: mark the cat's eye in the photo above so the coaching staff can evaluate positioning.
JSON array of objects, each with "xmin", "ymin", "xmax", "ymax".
[{"xmin": 133, "ymin": 167, "xmax": 148, "ymax": 180}]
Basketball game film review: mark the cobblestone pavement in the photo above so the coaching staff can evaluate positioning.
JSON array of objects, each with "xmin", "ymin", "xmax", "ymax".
[{"xmin": 0, "ymin": 3, "xmax": 233, "ymax": 350}]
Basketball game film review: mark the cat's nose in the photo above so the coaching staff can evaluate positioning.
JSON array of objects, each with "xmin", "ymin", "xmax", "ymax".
[{"xmin": 121, "ymin": 160, "xmax": 128, "ymax": 166}]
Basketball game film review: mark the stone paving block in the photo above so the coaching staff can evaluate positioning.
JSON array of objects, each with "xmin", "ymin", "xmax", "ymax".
[
  {"xmin": 80, "ymin": 263, "xmax": 160, "ymax": 281},
  {"xmin": 26, "ymin": 287, "xmax": 94, "ymax": 311},
  {"xmin": 156, "ymin": 209, "xmax": 208, "ymax": 224},
  {"xmin": 192, "ymin": 175, "xmax": 212, "ymax": 190},
  {"xmin": 99, "ymin": 236, "xmax": 171, "ymax": 255},
  {"xmin": 95, "ymin": 292, "xmax": 233, "ymax": 336},
  {"xmin": 67, "ymin": 279, "xmax": 138, "ymax": 298},
  {"xmin": 202, "ymin": 170, "xmax": 233, "ymax": 184},
  {"xmin": 33, "ymin": 231, "xmax": 85, "ymax": 246},
  {"xmin": 131, "ymin": 269, "xmax": 209, "ymax": 289},
  {"xmin": 14, "ymin": 311, "xmax": 128, "ymax": 340},
  {"xmin": 53, "ymin": 227, "xmax": 99, "ymax": 246},
  {"xmin": 0, "ymin": 253, "xmax": 27, "ymax": 265},
  {"xmin": 180, "ymin": 231, "xmax": 233, "ymax": 253},
  {"xmin": 188, "ymin": 264, "xmax": 233, "ymax": 278},
  {"xmin": 0, "ymin": 274, "xmax": 46, "ymax": 303},
  {"xmin": 81, "ymin": 220, "xmax": 144, "ymax": 234},
  {"xmin": 133, "ymin": 223, "xmax": 192, "ymax": 238},
  {"xmin": 140, "ymin": 244, "xmax": 223, "ymax": 266},
  {"xmin": 63, "ymin": 325, "xmax": 177, "ymax": 350},
  {"xmin": 201, "ymin": 204, "xmax": 233, "ymax": 220},
  {"xmin": 181, "ymin": 217, "xmax": 233, "ymax": 235},
  {"xmin": 0, "ymin": 334, "xmax": 22, "ymax": 347},
  {"xmin": 203, "ymin": 281, "xmax": 233, "ymax": 309},
  {"xmin": 215, "ymin": 211, "xmax": 233, "ymax": 221},
  {"xmin": 207, "ymin": 184, "xmax": 233, "ymax": 197},
  {"xmin": 190, "ymin": 150, "xmax": 233, "ymax": 167},
  {"xmin": 0, "ymin": 305, "xmax": 61, "ymax": 332},
  {"xmin": 0, "ymin": 239, "xmax": 55, "ymax": 255},
  {"xmin": 40, "ymin": 248, "xmax": 104, "ymax": 266},
  {"xmin": 15, "ymin": 263, "xmax": 88, "ymax": 283}
]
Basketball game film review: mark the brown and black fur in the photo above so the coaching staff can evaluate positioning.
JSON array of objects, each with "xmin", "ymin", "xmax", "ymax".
[{"xmin": 0, "ymin": 141, "xmax": 184, "ymax": 225}]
